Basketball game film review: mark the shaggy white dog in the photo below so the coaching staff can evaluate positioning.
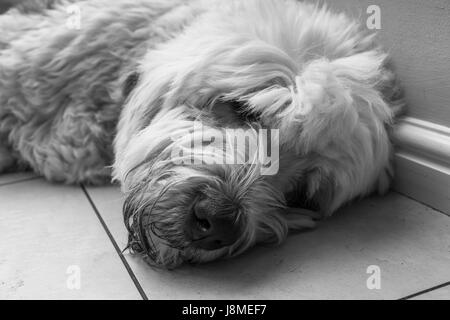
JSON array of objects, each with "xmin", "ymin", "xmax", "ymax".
[{"xmin": 0, "ymin": 0, "xmax": 403, "ymax": 267}]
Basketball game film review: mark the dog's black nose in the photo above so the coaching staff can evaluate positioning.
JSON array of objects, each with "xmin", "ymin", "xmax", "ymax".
[{"xmin": 189, "ymin": 199, "xmax": 241, "ymax": 250}]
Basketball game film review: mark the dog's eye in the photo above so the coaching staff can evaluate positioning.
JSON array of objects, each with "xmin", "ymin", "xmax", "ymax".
[
  {"xmin": 210, "ymin": 100, "xmax": 259, "ymax": 125},
  {"xmin": 195, "ymin": 217, "xmax": 211, "ymax": 233},
  {"xmin": 230, "ymin": 100, "xmax": 259, "ymax": 123},
  {"xmin": 122, "ymin": 72, "xmax": 140, "ymax": 98}
]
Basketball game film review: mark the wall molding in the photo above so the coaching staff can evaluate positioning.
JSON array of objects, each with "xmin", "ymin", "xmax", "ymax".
[{"xmin": 393, "ymin": 117, "xmax": 450, "ymax": 214}]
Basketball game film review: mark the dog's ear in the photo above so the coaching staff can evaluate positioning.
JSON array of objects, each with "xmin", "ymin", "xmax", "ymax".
[{"xmin": 122, "ymin": 72, "xmax": 140, "ymax": 98}]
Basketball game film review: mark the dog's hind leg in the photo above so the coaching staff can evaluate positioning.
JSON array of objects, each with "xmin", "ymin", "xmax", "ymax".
[{"xmin": 9, "ymin": 107, "xmax": 118, "ymax": 185}]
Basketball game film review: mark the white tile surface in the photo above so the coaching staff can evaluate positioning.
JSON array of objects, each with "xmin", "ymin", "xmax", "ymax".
[
  {"xmin": 87, "ymin": 186, "xmax": 450, "ymax": 300},
  {"xmin": 0, "ymin": 179, "xmax": 141, "ymax": 299}
]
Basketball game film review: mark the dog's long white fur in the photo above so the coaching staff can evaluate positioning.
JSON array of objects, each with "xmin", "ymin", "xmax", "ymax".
[{"xmin": 0, "ymin": 0, "xmax": 402, "ymax": 267}]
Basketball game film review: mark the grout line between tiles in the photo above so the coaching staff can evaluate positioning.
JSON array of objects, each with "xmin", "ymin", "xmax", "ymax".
[
  {"xmin": 0, "ymin": 175, "xmax": 40, "ymax": 187},
  {"xmin": 399, "ymin": 281, "xmax": 450, "ymax": 300},
  {"xmin": 80, "ymin": 184, "xmax": 149, "ymax": 300},
  {"xmin": 393, "ymin": 190, "xmax": 449, "ymax": 218}
]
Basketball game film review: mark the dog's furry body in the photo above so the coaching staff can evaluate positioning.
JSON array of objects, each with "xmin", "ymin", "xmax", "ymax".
[
  {"xmin": 0, "ymin": 0, "xmax": 403, "ymax": 267},
  {"xmin": 0, "ymin": 0, "xmax": 198, "ymax": 182}
]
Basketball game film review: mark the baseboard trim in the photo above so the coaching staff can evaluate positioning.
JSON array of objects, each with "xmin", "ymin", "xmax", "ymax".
[{"xmin": 393, "ymin": 117, "xmax": 450, "ymax": 215}]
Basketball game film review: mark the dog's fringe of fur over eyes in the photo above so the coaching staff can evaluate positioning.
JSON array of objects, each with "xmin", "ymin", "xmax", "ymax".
[{"xmin": 0, "ymin": 0, "xmax": 404, "ymax": 268}]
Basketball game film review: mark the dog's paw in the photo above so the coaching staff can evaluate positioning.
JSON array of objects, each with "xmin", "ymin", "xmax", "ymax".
[{"xmin": 285, "ymin": 207, "xmax": 322, "ymax": 230}]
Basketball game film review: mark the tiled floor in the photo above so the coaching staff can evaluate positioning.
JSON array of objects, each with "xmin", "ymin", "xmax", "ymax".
[{"xmin": 0, "ymin": 172, "xmax": 449, "ymax": 299}]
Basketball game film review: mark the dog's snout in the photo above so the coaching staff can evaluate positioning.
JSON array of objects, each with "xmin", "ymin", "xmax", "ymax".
[{"xmin": 189, "ymin": 199, "xmax": 241, "ymax": 250}]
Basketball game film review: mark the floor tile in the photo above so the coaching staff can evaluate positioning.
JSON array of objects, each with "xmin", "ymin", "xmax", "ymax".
[
  {"xmin": 87, "ymin": 186, "xmax": 450, "ymax": 300},
  {"xmin": 410, "ymin": 284, "xmax": 450, "ymax": 300},
  {"xmin": 0, "ymin": 171, "xmax": 37, "ymax": 186},
  {"xmin": 0, "ymin": 179, "xmax": 141, "ymax": 299}
]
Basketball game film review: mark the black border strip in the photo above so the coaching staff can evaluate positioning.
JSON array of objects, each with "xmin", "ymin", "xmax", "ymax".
[
  {"xmin": 399, "ymin": 281, "xmax": 450, "ymax": 300},
  {"xmin": 81, "ymin": 184, "xmax": 149, "ymax": 300}
]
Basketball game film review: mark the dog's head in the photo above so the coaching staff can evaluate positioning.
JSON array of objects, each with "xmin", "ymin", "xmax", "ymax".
[
  {"xmin": 113, "ymin": 0, "xmax": 396, "ymax": 268},
  {"xmin": 117, "ymin": 104, "xmax": 289, "ymax": 267}
]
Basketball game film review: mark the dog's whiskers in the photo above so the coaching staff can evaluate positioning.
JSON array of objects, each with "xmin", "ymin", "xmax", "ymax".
[{"xmin": 124, "ymin": 179, "xmax": 182, "ymax": 264}]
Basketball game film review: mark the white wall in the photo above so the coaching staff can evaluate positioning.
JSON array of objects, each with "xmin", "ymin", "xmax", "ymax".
[{"xmin": 321, "ymin": 0, "xmax": 450, "ymax": 127}]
